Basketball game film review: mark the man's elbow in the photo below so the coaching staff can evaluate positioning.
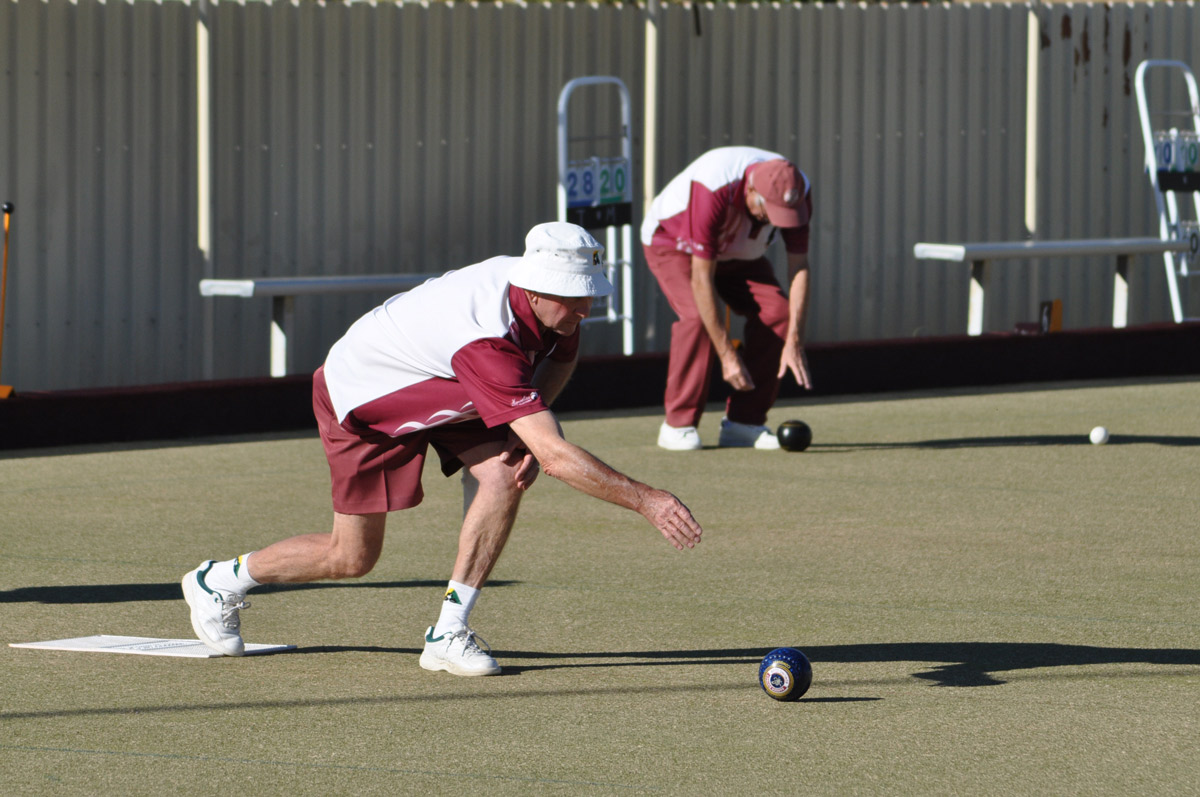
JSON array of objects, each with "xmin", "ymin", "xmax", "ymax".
[
  {"xmin": 537, "ymin": 450, "xmax": 569, "ymax": 481},
  {"xmin": 530, "ymin": 439, "xmax": 574, "ymax": 481}
]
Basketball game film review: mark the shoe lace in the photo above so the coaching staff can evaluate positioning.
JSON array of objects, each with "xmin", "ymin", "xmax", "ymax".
[
  {"xmin": 451, "ymin": 628, "xmax": 491, "ymax": 657},
  {"xmin": 219, "ymin": 595, "xmax": 250, "ymax": 630}
]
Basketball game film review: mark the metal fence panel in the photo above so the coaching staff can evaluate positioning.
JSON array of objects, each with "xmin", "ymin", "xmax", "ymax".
[
  {"xmin": 651, "ymin": 2, "xmax": 1031, "ymax": 342},
  {"xmin": 1, "ymin": 0, "xmax": 1197, "ymax": 393},
  {"xmin": 1034, "ymin": 2, "xmax": 1200, "ymax": 329},
  {"xmin": 206, "ymin": 0, "xmax": 644, "ymax": 379}
]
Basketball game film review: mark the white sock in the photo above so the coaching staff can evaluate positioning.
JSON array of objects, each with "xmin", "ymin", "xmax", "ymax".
[
  {"xmin": 203, "ymin": 553, "xmax": 261, "ymax": 595},
  {"xmin": 433, "ymin": 580, "xmax": 479, "ymax": 637}
]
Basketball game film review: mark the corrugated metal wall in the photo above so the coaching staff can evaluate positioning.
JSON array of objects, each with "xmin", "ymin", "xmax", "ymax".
[
  {"xmin": 1031, "ymin": 2, "xmax": 1200, "ymax": 330},
  {"xmin": 657, "ymin": 1, "xmax": 1032, "ymax": 341},
  {"xmin": 205, "ymin": 0, "xmax": 645, "ymax": 379},
  {"xmin": 0, "ymin": 0, "xmax": 200, "ymax": 390},
  {"xmin": 1, "ymin": 0, "xmax": 1197, "ymax": 392}
]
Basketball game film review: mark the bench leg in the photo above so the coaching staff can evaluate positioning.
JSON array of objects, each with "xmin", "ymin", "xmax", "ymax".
[
  {"xmin": 1113, "ymin": 254, "xmax": 1129, "ymax": 328},
  {"xmin": 270, "ymin": 295, "xmax": 295, "ymax": 377},
  {"xmin": 968, "ymin": 259, "xmax": 988, "ymax": 336}
]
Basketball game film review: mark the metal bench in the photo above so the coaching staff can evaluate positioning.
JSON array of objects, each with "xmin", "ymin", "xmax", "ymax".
[
  {"xmin": 200, "ymin": 267, "xmax": 634, "ymax": 376},
  {"xmin": 200, "ymin": 274, "xmax": 438, "ymax": 376},
  {"xmin": 912, "ymin": 237, "xmax": 1194, "ymax": 335}
]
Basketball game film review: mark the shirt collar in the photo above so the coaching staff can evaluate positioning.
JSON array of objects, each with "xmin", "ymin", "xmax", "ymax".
[
  {"xmin": 742, "ymin": 163, "xmax": 770, "ymax": 232},
  {"xmin": 508, "ymin": 283, "xmax": 550, "ymax": 351}
]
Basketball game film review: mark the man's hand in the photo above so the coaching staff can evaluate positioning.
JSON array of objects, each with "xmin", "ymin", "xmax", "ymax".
[
  {"xmin": 777, "ymin": 342, "xmax": 813, "ymax": 389},
  {"xmin": 509, "ymin": 411, "xmax": 704, "ymax": 550},
  {"xmin": 720, "ymin": 348, "xmax": 755, "ymax": 392},
  {"xmin": 778, "ymin": 254, "xmax": 813, "ymax": 389},
  {"xmin": 637, "ymin": 488, "xmax": 703, "ymax": 551},
  {"xmin": 690, "ymin": 254, "xmax": 750, "ymax": 392},
  {"xmin": 501, "ymin": 431, "xmax": 539, "ymax": 491}
]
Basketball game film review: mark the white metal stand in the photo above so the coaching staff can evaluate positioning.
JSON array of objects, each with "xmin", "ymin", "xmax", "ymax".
[
  {"xmin": 1135, "ymin": 59, "xmax": 1200, "ymax": 323},
  {"xmin": 557, "ymin": 77, "xmax": 636, "ymax": 355}
]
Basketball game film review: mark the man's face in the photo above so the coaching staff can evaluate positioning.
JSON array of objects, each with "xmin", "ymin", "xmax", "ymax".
[
  {"xmin": 746, "ymin": 188, "xmax": 770, "ymax": 222},
  {"xmin": 527, "ymin": 291, "xmax": 593, "ymax": 335}
]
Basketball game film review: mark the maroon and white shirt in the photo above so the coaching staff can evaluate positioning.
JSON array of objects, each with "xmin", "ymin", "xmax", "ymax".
[
  {"xmin": 640, "ymin": 146, "xmax": 811, "ymax": 261},
  {"xmin": 323, "ymin": 256, "xmax": 577, "ymax": 437}
]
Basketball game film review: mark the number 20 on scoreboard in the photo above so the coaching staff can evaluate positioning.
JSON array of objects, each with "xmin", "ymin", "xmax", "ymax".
[{"xmin": 565, "ymin": 158, "xmax": 630, "ymax": 209}]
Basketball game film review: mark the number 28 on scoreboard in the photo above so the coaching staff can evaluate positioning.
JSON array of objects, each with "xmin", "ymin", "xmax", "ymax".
[{"xmin": 565, "ymin": 158, "xmax": 630, "ymax": 209}]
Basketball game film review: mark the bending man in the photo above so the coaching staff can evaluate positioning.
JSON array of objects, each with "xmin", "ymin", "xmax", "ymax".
[
  {"xmin": 642, "ymin": 146, "xmax": 815, "ymax": 451},
  {"xmin": 183, "ymin": 222, "xmax": 702, "ymax": 675}
]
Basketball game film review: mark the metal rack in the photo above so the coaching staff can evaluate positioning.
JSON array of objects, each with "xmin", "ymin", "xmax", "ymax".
[
  {"xmin": 1135, "ymin": 59, "xmax": 1200, "ymax": 322},
  {"xmin": 557, "ymin": 76, "xmax": 636, "ymax": 355}
]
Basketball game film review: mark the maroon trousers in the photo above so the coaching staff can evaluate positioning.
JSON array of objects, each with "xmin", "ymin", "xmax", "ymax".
[{"xmin": 644, "ymin": 244, "xmax": 789, "ymax": 429}]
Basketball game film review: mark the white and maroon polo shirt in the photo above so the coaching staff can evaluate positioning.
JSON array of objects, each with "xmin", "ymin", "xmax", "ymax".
[
  {"xmin": 640, "ymin": 146, "xmax": 812, "ymax": 261},
  {"xmin": 322, "ymin": 256, "xmax": 577, "ymax": 438}
]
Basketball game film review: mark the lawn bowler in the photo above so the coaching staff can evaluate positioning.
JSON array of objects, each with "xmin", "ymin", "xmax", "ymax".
[
  {"xmin": 642, "ymin": 146, "xmax": 816, "ymax": 451},
  {"xmin": 183, "ymin": 222, "xmax": 703, "ymax": 674}
]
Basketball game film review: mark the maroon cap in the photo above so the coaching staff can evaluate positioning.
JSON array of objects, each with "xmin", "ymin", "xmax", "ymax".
[{"xmin": 751, "ymin": 159, "xmax": 806, "ymax": 228}]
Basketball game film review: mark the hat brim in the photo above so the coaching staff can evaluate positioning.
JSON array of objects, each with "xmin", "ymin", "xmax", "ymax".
[
  {"xmin": 510, "ymin": 256, "xmax": 614, "ymax": 298},
  {"xmin": 763, "ymin": 201, "xmax": 804, "ymax": 229}
]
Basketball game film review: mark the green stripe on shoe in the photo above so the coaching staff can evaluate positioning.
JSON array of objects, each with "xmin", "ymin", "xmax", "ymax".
[{"xmin": 196, "ymin": 561, "xmax": 217, "ymax": 596}]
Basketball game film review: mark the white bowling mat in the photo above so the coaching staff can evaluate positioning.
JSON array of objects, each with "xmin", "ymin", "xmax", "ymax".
[{"xmin": 10, "ymin": 634, "xmax": 295, "ymax": 658}]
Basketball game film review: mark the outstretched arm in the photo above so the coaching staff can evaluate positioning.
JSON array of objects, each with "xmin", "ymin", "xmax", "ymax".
[
  {"xmin": 508, "ymin": 410, "xmax": 703, "ymax": 551},
  {"xmin": 691, "ymin": 255, "xmax": 753, "ymax": 391},
  {"xmin": 501, "ymin": 356, "xmax": 579, "ymax": 490},
  {"xmin": 777, "ymin": 252, "xmax": 813, "ymax": 389}
]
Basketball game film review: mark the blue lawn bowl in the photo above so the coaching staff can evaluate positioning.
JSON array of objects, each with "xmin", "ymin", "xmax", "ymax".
[{"xmin": 759, "ymin": 647, "xmax": 813, "ymax": 702}]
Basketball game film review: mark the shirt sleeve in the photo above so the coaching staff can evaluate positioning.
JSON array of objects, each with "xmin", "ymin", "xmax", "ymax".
[
  {"xmin": 687, "ymin": 179, "xmax": 733, "ymax": 258},
  {"xmin": 451, "ymin": 337, "xmax": 551, "ymax": 427}
]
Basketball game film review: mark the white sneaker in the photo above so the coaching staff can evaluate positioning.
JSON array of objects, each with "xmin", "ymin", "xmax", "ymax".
[
  {"xmin": 182, "ymin": 560, "xmax": 249, "ymax": 657},
  {"xmin": 420, "ymin": 626, "xmax": 501, "ymax": 676},
  {"xmin": 718, "ymin": 418, "xmax": 781, "ymax": 450},
  {"xmin": 657, "ymin": 422, "xmax": 702, "ymax": 451}
]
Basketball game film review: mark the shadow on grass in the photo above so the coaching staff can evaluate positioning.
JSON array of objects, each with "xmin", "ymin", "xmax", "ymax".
[
  {"xmin": 811, "ymin": 641, "xmax": 1200, "ymax": 686},
  {"xmin": 292, "ymin": 641, "xmax": 1200, "ymax": 688},
  {"xmin": 494, "ymin": 642, "xmax": 1200, "ymax": 687},
  {"xmin": 5, "ymin": 642, "xmax": 1196, "ymax": 720},
  {"xmin": 0, "ymin": 580, "xmax": 518, "ymax": 604},
  {"xmin": 0, "ymin": 681, "xmax": 872, "ymax": 721},
  {"xmin": 805, "ymin": 433, "xmax": 1200, "ymax": 451}
]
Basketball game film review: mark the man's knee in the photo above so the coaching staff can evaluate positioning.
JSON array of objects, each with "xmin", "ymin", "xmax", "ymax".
[
  {"xmin": 327, "ymin": 513, "xmax": 386, "ymax": 579},
  {"xmin": 327, "ymin": 546, "xmax": 380, "ymax": 579},
  {"xmin": 469, "ymin": 454, "xmax": 526, "ymax": 499}
]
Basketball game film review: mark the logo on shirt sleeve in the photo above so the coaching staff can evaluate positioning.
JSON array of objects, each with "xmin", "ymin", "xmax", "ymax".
[{"xmin": 511, "ymin": 391, "xmax": 540, "ymax": 408}]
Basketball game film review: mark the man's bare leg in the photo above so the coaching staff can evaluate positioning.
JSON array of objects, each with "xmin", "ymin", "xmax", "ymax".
[
  {"xmin": 245, "ymin": 512, "xmax": 388, "ymax": 583},
  {"xmin": 450, "ymin": 449, "xmax": 524, "ymax": 589},
  {"xmin": 421, "ymin": 442, "xmax": 524, "ymax": 676},
  {"xmin": 183, "ymin": 512, "xmax": 386, "ymax": 656}
]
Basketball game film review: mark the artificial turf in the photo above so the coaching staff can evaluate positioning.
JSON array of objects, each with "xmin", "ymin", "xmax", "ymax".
[{"xmin": 3, "ymin": 378, "xmax": 1198, "ymax": 795}]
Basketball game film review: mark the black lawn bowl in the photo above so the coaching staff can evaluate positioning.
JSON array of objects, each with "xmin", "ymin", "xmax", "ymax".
[{"xmin": 777, "ymin": 420, "xmax": 813, "ymax": 452}]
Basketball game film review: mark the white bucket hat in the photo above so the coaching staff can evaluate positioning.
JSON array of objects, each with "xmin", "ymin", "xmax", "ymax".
[{"xmin": 509, "ymin": 221, "xmax": 613, "ymax": 298}]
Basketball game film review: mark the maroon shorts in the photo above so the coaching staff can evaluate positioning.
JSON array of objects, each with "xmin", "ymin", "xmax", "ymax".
[{"xmin": 312, "ymin": 367, "xmax": 510, "ymax": 514}]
